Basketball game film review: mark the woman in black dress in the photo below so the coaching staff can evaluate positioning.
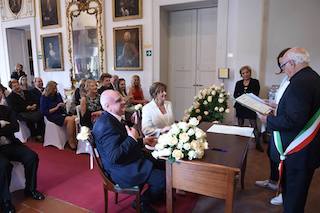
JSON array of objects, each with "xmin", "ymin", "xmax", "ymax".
[{"xmin": 234, "ymin": 65, "xmax": 263, "ymax": 152}]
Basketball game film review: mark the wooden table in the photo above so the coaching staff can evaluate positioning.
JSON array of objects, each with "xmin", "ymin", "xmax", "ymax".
[{"xmin": 166, "ymin": 122, "xmax": 250, "ymax": 213}]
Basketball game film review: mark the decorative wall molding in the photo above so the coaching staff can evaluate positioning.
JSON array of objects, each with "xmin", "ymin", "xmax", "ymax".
[{"xmin": 0, "ymin": 0, "xmax": 35, "ymax": 21}]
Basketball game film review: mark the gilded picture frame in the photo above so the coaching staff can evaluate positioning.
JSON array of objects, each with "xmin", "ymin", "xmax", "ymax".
[
  {"xmin": 112, "ymin": 0, "xmax": 142, "ymax": 21},
  {"xmin": 41, "ymin": 33, "xmax": 64, "ymax": 71},
  {"xmin": 39, "ymin": 0, "xmax": 61, "ymax": 29},
  {"xmin": 113, "ymin": 25, "xmax": 143, "ymax": 71}
]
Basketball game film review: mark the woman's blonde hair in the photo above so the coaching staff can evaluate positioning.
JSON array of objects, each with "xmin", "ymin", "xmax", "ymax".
[
  {"xmin": 44, "ymin": 81, "xmax": 57, "ymax": 96},
  {"xmin": 84, "ymin": 79, "xmax": 97, "ymax": 93},
  {"xmin": 131, "ymin": 75, "xmax": 141, "ymax": 88}
]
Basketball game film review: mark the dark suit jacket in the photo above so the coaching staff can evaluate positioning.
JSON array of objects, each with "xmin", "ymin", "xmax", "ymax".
[
  {"xmin": 92, "ymin": 111, "xmax": 153, "ymax": 188},
  {"xmin": 98, "ymin": 85, "xmax": 114, "ymax": 95},
  {"xmin": 7, "ymin": 90, "xmax": 37, "ymax": 113},
  {"xmin": 0, "ymin": 105, "xmax": 21, "ymax": 144},
  {"xmin": 267, "ymin": 67, "xmax": 320, "ymax": 170},
  {"xmin": 233, "ymin": 78, "xmax": 260, "ymax": 119},
  {"xmin": 29, "ymin": 87, "xmax": 43, "ymax": 106}
]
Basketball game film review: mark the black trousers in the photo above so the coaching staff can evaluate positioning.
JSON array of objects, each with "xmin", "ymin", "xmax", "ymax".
[
  {"xmin": 19, "ymin": 111, "xmax": 45, "ymax": 137},
  {"xmin": 267, "ymin": 143, "xmax": 279, "ymax": 181},
  {"xmin": 282, "ymin": 165, "xmax": 315, "ymax": 213},
  {"xmin": 0, "ymin": 143, "xmax": 39, "ymax": 201},
  {"xmin": 237, "ymin": 118, "xmax": 261, "ymax": 144}
]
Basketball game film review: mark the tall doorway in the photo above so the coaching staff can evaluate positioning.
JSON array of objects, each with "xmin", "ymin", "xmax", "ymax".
[
  {"xmin": 168, "ymin": 7, "xmax": 218, "ymax": 120},
  {"xmin": 6, "ymin": 26, "xmax": 34, "ymax": 84}
]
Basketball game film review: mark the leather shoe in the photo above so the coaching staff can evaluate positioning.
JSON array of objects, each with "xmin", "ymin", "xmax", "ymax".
[
  {"xmin": 131, "ymin": 200, "xmax": 158, "ymax": 213},
  {"xmin": 1, "ymin": 200, "xmax": 16, "ymax": 213},
  {"xmin": 24, "ymin": 190, "xmax": 45, "ymax": 200}
]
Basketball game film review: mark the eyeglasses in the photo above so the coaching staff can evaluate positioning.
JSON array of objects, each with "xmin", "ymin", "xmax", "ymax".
[{"xmin": 279, "ymin": 60, "xmax": 290, "ymax": 71}]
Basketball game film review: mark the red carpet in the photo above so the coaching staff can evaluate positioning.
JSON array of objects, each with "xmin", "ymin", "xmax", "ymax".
[{"xmin": 27, "ymin": 142, "xmax": 198, "ymax": 212}]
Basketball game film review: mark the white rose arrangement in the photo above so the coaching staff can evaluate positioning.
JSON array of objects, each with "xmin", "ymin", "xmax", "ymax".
[
  {"xmin": 77, "ymin": 126, "xmax": 91, "ymax": 141},
  {"xmin": 152, "ymin": 117, "xmax": 208, "ymax": 162},
  {"xmin": 183, "ymin": 84, "xmax": 230, "ymax": 123}
]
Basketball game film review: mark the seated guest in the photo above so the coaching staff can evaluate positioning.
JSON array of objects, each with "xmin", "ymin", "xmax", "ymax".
[
  {"xmin": 10, "ymin": 63, "xmax": 27, "ymax": 80},
  {"xmin": 128, "ymin": 75, "xmax": 148, "ymax": 105},
  {"xmin": 29, "ymin": 77, "xmax": 44, "ymax": 106},
  {"xmin": 7, "ymin": 79, "xmax": 44, "ymax": 139},
  {"xmin": 142, "ymin": 82, "xmax": 174, "ymax": 137},
  {"xmin": 18, "ymin": 75, "xmax": 31, "ymax": 91},
  {"xmin": 73, "ymin": 79, "xmax": 87, "ymax": 106},
  {"xmin": 80, "ymin": 80, "xmax": 102, "ymax": 129},
  {"xmin": 117, "ymin": 78, "xmax": 132, "ymax": 104},
  {"xmin": 0, "ymin": 104, "xmax": 45, "ymax": 213},
  {"xmin": 98, "ymin": 73, "xmax": 114, "ymax": 94},
  {"xmin": 40, "ymin": 81, "xmax": 77, "ymax": 149},
  {"xmin": 92, "ymin": 90, "xmax": 165, "ymax": 213},
  {"xmin": 111, "ymin": 74, "xmax": 119, "ymax": 91}
]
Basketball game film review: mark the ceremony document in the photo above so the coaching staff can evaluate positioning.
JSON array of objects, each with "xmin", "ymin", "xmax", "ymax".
[
  {"xmin": 235, "ymin": 93, "xmax": 273, "ymax": 115},
  {"xmin": 207, "ymin": 124, "xmax": 254, "ymax": 138}
]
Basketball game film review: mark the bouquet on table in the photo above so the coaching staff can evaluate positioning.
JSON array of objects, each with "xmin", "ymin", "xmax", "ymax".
[
  {"xmin": 151, "ymin": 117, "xmax": 208, "ymax": 162},
  {"xmin": 183, "ymin": 84, "xmax": 230, "ymax": 123}
]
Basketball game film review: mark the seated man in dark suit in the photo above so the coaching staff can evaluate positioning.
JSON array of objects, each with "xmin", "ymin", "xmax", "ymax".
[
  {"xmin": 6, "ymin": 79, "xmax": 44, "ymax": 140},
  {"xmin": 92, "ymin": 90, "xmax": 164, "ymax": 213},
  {"xmin": 10, "ymin": 63, "xmax": 27, "ymax": 80},
  {"xmin": 97, "ymin": 73, "xmax": 114, "ymax": 95},
  {"xmin": 29, "ymin": 77, "xmax": 44, "ymax": 106},
  {"xmin": 0, "ymin": 104, "xmax": 45, "ymax": 213}
]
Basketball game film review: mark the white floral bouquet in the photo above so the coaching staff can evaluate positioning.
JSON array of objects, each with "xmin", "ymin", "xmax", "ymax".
[
  {"xmin": 183, "ymin": 84, "xmax": 230, "ymax": 123},
  {"xmin": 77, "ymin": 126, "xmax": 91, "ymax": 141},
  {"xmin": 151, "ymin": 117, "xmax": 208, "ymax": 162}
]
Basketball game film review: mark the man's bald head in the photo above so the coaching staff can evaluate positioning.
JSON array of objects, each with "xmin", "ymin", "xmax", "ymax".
[
  {"xmin": 283, "ymin": 47, "xmax": 310, "ymax": 65},
  {"xmin": 100, "ymin": 90, "xmax": 126, "ymax": 116}
]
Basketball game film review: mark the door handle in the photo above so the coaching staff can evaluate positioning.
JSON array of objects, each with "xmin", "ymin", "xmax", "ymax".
[{"xmin": 193, "ymin": 84, "xmax": 204, "ymax": 87}]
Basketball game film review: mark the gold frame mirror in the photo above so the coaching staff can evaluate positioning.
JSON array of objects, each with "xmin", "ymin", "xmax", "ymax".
[{"xmin": 66, "ymin": 0, "xmax": 104, "ymax": 88}]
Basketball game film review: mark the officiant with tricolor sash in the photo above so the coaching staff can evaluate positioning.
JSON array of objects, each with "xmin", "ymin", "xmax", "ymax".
[{"xmin": 258, "ymin": 47, "xmax": 320, "ymax": 213}]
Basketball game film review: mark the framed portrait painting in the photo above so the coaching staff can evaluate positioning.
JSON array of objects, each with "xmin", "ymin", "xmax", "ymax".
[
  {"xmin": 41, "ymin": 33, "xmax": 64, "ymax": 71},
  {"xmin": 39, "ymin": 0, "xmax": 60, "ymax": 28},
  {"xmin": 112, "ymin": 0, "xmax": 142, "ymax": 21},
  {"xmin": 113, "ymin": 25, "xmax": 143, "ymax": 71}
]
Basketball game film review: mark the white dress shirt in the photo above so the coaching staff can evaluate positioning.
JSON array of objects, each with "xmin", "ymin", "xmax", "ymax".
[{"xmin": 142, "ymin": 99, "xmax": 174, "ymax": 137}]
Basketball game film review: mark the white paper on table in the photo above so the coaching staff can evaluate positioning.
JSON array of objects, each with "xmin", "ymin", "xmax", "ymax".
[
  {"xmin": 207, "ymin": 124, "xmax": 254, "ymax": 138},
  {"xmin": 236, "ymin": 93, "xmax": 273, "ymax": 115}
]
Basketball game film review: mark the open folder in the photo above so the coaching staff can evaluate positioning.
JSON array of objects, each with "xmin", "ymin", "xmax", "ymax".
[
  {"xmin": 207, "ymin": 124, "xmax": 254, "ymax": 138},
  {"xmin": 235, "ymin": 93, "xmax": 273, "ymax": 115}
]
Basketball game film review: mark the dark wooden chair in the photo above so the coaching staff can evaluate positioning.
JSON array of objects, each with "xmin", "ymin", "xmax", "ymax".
[{"xmin": 88, "ymin": 138, "xmax": 141, "ymax": 213}]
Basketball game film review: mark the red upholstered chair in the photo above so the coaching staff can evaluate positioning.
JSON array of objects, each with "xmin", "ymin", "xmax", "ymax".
[{"xmin": 88, "ymin": 138, "xmax": 141, "ymax": 213}]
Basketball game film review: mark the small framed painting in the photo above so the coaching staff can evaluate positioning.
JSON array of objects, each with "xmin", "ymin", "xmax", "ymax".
[
  {"xmin": 112, "ymin": 0, "xmax": 142, "ymax": 21},
  {"xmin": 39, "ymin": 0, "xmax": 61, "ymax": 28},
  {"xmin": 41, "ymin": 33, "xmax": 64, "ymax": 71}
]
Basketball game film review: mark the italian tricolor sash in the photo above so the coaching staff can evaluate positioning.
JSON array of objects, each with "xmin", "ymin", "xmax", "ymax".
[{"xmin": 273, "ymin": 108, "xmax": 320, "ymax": 191}]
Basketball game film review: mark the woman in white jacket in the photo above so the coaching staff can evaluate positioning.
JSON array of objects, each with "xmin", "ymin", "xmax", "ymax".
[{"xmin": 142, "ymin": 82, "xmax": 174, "ymax": 137}]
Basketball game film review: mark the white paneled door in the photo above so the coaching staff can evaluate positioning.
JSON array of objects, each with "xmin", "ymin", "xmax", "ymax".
[
  {"xmin": 169, "ymin": 7, "xmax": 218, "ymax": 120},
  {"xmin": 6, "ymin": 29, "xmax": 30, "ymax": 78}
]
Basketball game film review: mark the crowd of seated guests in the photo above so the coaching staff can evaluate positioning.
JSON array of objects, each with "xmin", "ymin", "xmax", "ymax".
[{"xmin": 1, "ymin": 70, "xmax": 150, "ymax": 148}]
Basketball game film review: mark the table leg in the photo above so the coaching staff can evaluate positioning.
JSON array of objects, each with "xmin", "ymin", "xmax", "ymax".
[
  {"xmin": 225, "ymin": 172, "xmax": 236, "ymax": 213},
  {"xmin": 241, "ymin": 151, "xmax": 248, "ymax": 189},
  {"xmin": 166, "ymin": 161, "xmax": 173, "ymax": 213}
]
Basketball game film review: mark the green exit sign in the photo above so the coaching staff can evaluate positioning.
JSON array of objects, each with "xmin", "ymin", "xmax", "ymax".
[{"xmin": 146, "ymin": 50, "xmax": 152, "ymax": 56}]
